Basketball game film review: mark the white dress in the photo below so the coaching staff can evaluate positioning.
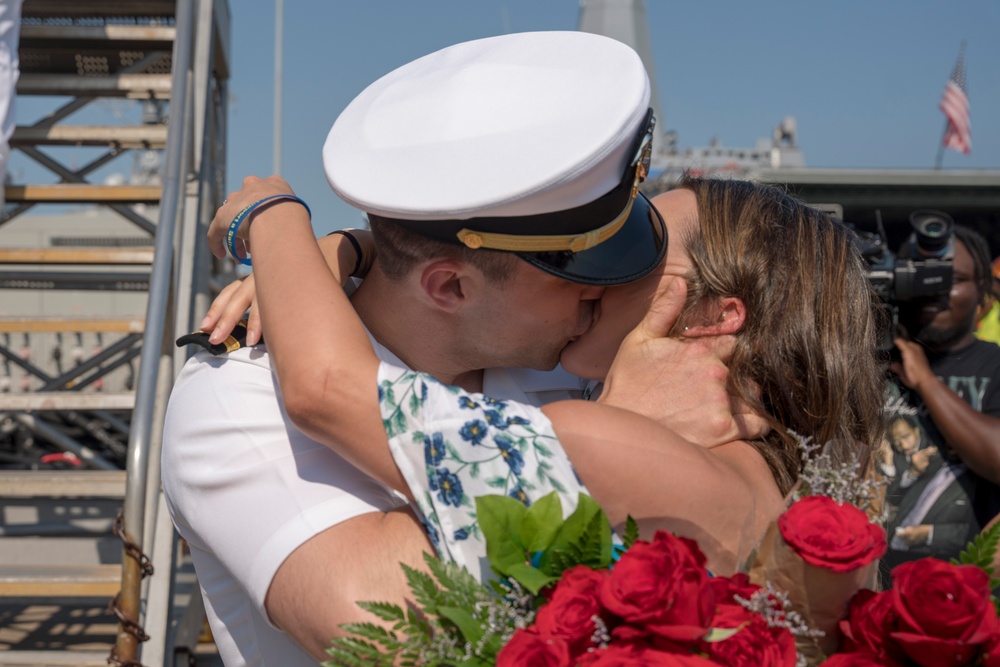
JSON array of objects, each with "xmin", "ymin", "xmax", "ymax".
[{"xmin": 378, "ymin": 361, "xmax": 590, "ymax": 582}]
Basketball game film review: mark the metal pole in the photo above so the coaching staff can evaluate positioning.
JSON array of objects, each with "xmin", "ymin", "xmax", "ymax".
[
  {"xmin": 273, "ymin": 0, "xmax": 283, "ymax": 175},
  {"xmin": 935, "ymin": 119, "xmax": 947, "ymax": 170},
  {"xmin": 115, "ymin": 0, "xmax": 196, "ymax": 660}
]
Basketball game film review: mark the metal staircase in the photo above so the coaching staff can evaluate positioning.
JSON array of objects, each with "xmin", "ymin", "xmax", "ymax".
[{"xmin": 1, "ymin": 0, "xmax": 230, "ymax": 664}]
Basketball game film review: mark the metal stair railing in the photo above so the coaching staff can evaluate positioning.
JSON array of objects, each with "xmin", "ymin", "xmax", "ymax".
[
  {"xmin": 116, "ymin": 1, "xmax": 230, "ymax": 665},
  {"xmin": 0, "ymin": 0, "xmax": 229, "ymax": 665}
]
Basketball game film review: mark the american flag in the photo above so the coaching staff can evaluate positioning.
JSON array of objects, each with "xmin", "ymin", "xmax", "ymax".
[{"xmin": 940, "ymin": 48, "xmax": 971, "ymax": 154}]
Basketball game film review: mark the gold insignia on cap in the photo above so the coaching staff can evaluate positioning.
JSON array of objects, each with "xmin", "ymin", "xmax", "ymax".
[{"xmin": 455, "ymin": 171, "xmax": 641, "ymax": 254}]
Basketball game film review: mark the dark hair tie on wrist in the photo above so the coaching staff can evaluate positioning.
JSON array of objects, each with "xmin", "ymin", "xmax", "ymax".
[{"xmin": 326, "ymin": 229, "xmax": 364, "ymax": 277}]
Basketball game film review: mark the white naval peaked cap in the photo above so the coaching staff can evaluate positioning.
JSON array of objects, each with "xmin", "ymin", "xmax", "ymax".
[{"xmin": 323, "ymin": 31, "xmax": 667, "ymax": 285}]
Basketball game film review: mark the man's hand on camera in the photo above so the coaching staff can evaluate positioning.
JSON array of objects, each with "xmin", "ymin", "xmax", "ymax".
[{"xmin": 891, "ymin": 337, "xmax": 937, "ymax": 394}]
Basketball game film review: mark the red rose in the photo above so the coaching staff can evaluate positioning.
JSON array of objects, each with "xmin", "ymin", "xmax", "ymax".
[
  {"xmin": 705, "ymin": 604, "xmax": 797, "ymax": 667},
  {"xmin": 534, "ymin": 565, "xmax": 609, "ymax": 656},
  {"xmin": 576, "ymin": 644, "xmax": 718, "ymax": 666},
  {"xmin": 981, "ymin": 632, "xmax": 1000, "ymax": 667},
  {"xmin": 889, "ymin": 558, "xmax": 999, "ymax": 667},
  {"xmin": 838, "ymin": 589, "xmax": 905, "ymax": 666},
  {"xmin": 777, "ymin": 496, "xmax": 886, "ymax": 573},
  {"xmin": 496, "ymin": 628, "xmax": 572, "ymax": 667},
  {"xmin": 819, "ymin": 654, "xmax": 889, "ymax": 666},
  {"xmin": 599, "ymin": 531, "xmax": 713, "ymax": 644},
  {"xmin": 706, "ymin": 573, "xmax": 762, "ymax": 611}
]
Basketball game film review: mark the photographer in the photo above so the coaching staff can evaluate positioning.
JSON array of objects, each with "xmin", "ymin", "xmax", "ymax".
[{"xmin": 882, "ymin": 226, "xmax": 1000, "ymax": 579}]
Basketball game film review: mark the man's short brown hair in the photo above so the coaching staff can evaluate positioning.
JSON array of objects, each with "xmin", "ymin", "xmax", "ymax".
[{"xmin": 368, "ymin": 215, "xmax": 518, "ymax": 283}]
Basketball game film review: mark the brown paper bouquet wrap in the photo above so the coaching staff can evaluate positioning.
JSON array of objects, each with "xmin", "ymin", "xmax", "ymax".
[{"xmin": 749, "ymin": 495, "xmax": 886, "ymax": 666}]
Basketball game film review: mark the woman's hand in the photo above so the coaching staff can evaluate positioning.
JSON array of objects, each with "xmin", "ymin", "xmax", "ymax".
[
  {"xmin": 599, "ymin": 276, "xmax": 769, "ymax": 448},
  {"xmin": 208, "ymin": 175, "xmax": 299, "ymax": 261}
]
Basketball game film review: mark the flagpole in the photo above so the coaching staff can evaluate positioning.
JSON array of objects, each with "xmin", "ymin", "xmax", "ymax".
[
  {"xmin": 274, "ymin": 0, "xmax": 284, "ymax": 176},
  {"xmin": 935, "ymin": 119, "xmax": 947, "ymax": 170}
]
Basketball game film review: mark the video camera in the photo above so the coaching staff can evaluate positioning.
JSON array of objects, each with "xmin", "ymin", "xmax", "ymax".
[{"xmin": 851, "ymin": 210, "xmax": 955, "ymax": 352}]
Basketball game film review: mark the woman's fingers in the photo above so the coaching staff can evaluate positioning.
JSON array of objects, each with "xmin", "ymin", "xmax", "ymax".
[
  {"xmin": 207, "ymin": 175, "xmax": 297, "ymax": 261},
  {"xmin": 245, "ymin": 292, "xmax": 262, "ymax": 346},
  {"xmin": 203, "ymin": 276, "xmax": 259, "ymax": 345},
  {"xmin": 200, "ymin": 279, "xmax": 243, "ymax": 331}
]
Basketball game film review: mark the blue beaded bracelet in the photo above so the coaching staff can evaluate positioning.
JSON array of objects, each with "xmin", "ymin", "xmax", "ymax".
[{"xmin": 226, "ymin": 194, "xmax": 312, "ymax": 266}]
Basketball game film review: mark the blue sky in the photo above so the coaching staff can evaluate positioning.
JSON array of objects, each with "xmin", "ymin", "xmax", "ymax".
[
  {"xmin": 228, "ymin": 1, "xmax": 998, "ymax": 235},
  {"xmin": 17, "ymin": 1, "xmax": 999, "ymax": 235}
]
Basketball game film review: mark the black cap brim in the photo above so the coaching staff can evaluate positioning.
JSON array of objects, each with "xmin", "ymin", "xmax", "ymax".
[{"xmin": 515, "ymin": 192, "xmax": 666, "ymax": 285}]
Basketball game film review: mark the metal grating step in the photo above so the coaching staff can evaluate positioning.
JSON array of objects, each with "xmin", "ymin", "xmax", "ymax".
[
  {"xmin": 11, "ymin": 125, "xmax": 168, "ymax": 149},
  {"xmin": 0, "ymin": 650, "xmax": 112, "ymax": 667},
  {"xmin": 0, "ymin": 470, "xmax": 126, "ymax": 498},
  {"xmin": 0, "ymin": 318, "xmax": 145, "ymax": 333},
  {"xmin": 0, "ymin": 248, "xmax": 154, "ymax": 264},
  {"xmin": 0, "ymin": 393, "xmax": 136, "ymax": 411},
  {"xmin": 19, "ymin": 24, "xmax": 175, "ymax": 50},
  {"xmin": 4, "ymin": 184, "xmax": 162, "ymax": 204},
  {"xmin": 20, "ymin": 0, "xmax": 176, "ymax": 20},
  {"xmin": 0, "ymin": 565, "xmax": 121, "ymax": 598},
  {"xmin": 16, "ymin": 73, "xmax": 172, "ymax": 99}
]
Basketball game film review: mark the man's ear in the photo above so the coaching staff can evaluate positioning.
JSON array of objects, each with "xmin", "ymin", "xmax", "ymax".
[
  {"xmin": 419, "ymin": 259, "xmax": 474, "ymax": 313},
  {"xmin": 683, "ymin": 297, "xmax": 747, "ymax": 337}
]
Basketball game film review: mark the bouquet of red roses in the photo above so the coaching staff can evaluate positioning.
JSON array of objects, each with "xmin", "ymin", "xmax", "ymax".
[
  {"xmin": 323, "ymin": 493, "xmax": 817, "ymax": 666},
  {"xmin": 498, "ymin": 529, "xmax": 800, "ymax": 666},
  {"xmin": 749, "ymin": 441, "xmax": 1000, "ymax": 667},
  {"xmin": 323, "ymin": 462, "xmax": 1000, "ymax": 667}
]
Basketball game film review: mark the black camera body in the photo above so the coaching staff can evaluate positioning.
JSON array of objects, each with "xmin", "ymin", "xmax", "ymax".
[{"xmin": 852, "ymin": 210, "xmax": 956, "ymax": 351}]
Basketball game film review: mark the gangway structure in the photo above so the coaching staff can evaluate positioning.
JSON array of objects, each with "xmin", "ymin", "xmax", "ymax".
[{"xmin": 0, "ymin": 1, "xmax": 229, "ymax": 665}]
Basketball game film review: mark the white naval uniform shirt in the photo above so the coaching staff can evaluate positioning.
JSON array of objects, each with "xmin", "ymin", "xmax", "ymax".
[{"xmin": 160, "ymin": 337, "xmax": 584, "ymax": 667}]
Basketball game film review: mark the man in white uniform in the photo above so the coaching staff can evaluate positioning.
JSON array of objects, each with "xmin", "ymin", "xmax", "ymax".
[{"xmin": 163, "ymin": 32, "xmax": 743, "ymax": 666}]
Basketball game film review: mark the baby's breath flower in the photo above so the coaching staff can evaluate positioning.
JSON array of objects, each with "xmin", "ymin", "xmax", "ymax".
[{"xmin": 735, "ymin": 582, "xmax": 824, "ymax": 639}]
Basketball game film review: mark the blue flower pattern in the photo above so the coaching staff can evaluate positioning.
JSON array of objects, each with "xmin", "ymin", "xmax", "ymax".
[
  {"xmin": 428, "ymin": 467, "xmax": 464, "ymax": 507},
  {"xmin": 424, "ymin": 432, "xmax": 445, "ymax": 466},
  {"xmin": 378, "ymin": 362, "xmax": 588, "ymax": 581}
]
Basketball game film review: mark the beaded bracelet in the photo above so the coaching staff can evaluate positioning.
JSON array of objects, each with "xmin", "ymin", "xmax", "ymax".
[
  {"xmin": 326, "ymin": 229, "xmax": 365, "ymax": 277},
  {"xmin": 226, "ymin": 194, "xmax": 312, "ymax": 266}
]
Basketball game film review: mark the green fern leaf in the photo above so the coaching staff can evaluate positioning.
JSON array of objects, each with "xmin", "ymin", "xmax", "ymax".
[
  {"xmin": 336, "ymin": 622, "xmax": 398, "ymax": 644},
  {"xmin": 354, "ymin": 601, "xmax": 405, "ymax": 623},
  {"xmin": 323, "ymin": 637, "xmax": 393, "ymax": 667},
  {"xmin": 622, "ymin": 515, "xmax": 639, "ymax": 549},
  {"xmin": 402, "ymin": 562, "xmax": 443, "ymax": 611},
  {"xmin": 953, "ymin": 521, "xmax": 1000, "ymax": 574}
]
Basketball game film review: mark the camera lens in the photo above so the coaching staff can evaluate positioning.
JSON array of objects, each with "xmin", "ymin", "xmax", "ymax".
[
  {"xmin": 922, "ymin": 220, "xmax": 946, "ymax": 236},
  {"xmin": 909, "ymin": 209, "xmax": 954, "ymax": 259}
]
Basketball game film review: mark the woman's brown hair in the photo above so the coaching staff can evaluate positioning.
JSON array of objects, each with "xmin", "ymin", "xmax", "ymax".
[{"xmin": 676, "ymin": 176, "xmax": 885, "ymax": 495}]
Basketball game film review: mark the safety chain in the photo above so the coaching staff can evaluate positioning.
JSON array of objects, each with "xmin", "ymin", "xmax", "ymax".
[
  {"xmin": 108, "ymin": 592, "xmax": 152, "ymax": 643},
  {"xmin": 107, "ymin": 508, "xmax": 154, "ymax": 667},
  {"xmin": 113, "ymin": 509, "xmax": 155, "ymax": 577}
]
